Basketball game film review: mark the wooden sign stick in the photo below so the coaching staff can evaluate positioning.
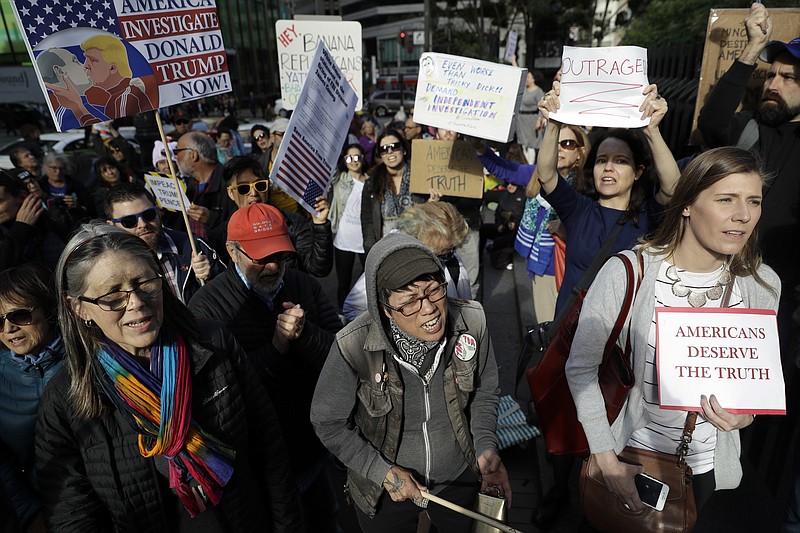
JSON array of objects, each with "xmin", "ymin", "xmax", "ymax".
[{"xmin": 422, "ymin": 492, "xmax": 523, "ymax": 533}]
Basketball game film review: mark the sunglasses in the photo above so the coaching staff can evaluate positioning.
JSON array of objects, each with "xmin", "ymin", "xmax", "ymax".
[
  {"xmin": 253, "ymin": 133, "xmax": 268, "ymax": 141},
  {"xmin": 228, "ymin": 179, "xmax": 269, "ymax": 196},
  {"xmin": 559, "ymin": 139, "xmax": 582, "ymax": 151},
  {"xmin": 345, "ymin": 154, "xmax": 363, "ymax": 164},
  {"xmin": 379, "ymin": 142, "xmax": 402, "ymax": 155},
  {"xmin": 236, "ymin": 246, "xmax": 290, "ymax": 265},
  {"xmin": 175, "ymin": 119, "xmax": 190, "ymax": 125},
  {"xmin": 0, "ymin": 307, "xmax": 37, "ymax": 332},
  {"xmin": 111, "ymin": 206, "xmax": 159, "ymax": 228}
]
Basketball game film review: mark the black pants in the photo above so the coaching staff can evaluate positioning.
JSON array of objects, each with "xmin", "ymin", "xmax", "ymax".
[
  {"xmin": 334, "ymin": 247, "xmax": 365, "ymax": 307},
  {"xmin": 355, "ymin": 468, "xmax": 479, "ymax": 533}
]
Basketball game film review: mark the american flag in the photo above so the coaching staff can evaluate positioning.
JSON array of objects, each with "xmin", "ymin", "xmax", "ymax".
[
  {"xmin": 273, "ymin": 135, "xmax": 332, "ymax": 214},
  {"xmin": 12, "ymin": 0, "xmax": 121, "ymax": 48}
]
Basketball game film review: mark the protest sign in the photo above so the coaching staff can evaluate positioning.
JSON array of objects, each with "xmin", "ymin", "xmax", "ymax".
[
  {"xmin": 550, "ymin": 46, "xmax": 650, "ymax": 129},
  {"xmin": 692, "ymin": 8, "xmax": 800, "ymax": 130},
  {"xmin": 144, "ymin": 172, "xmax": 190, "ymax": 213},
  {"xmin": 10, "ymin": 0, "xmax": 230, "ymax": 132},
  {"xmin": 503, "ymin": 30, "xmax": 518, "ymax": 64},
  {"xmin": 409, "ymin": 140, "xmax": 484, "ymax": 199},
  {"xmin": 413, "ymin": 53, "xmax": 526, "ymax": 143},
  {"xmin": 271, "ymin": 41, "xmax": 358, "ymax": 217},
  {"xmin": 656, "ymin": 308, "xmax": 785, "ymax": 415},
  {"xmin": 275, "ymin": 20, "xmax": 362, "ymax": 111}
]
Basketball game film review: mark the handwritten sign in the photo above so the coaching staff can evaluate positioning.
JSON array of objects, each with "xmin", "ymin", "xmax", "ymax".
[
  {"xmin": 656, "ymin": 308, "xmax": 785, "ymax": 415},
  {"xmin": 10, "ymin": 0, "xmax": 230, "ymax": 132},
  {"xmin": 409, "ymin": 140, "xmax": 484, "ymax": 199},
  {"xmin": 549, "ymin": 46, "xmax": 649, "ymax": 129},
  {"xmin": 271, "ymin": 41, "xmax": 358, "ymax": 216},
  {"xmin": 275, "ymin": 20, "xmax": 362, "ymax": 112},
  {"xmin": 144, "ymin": 172, "xmax": 190, "ymax": 213},
  {"xmin": 412, "ymin": 53, "xmax": 526, "ymax": 143},
  {"xmin": 692, "ymin": 8, "xmax": 800, "ymax": 131}
]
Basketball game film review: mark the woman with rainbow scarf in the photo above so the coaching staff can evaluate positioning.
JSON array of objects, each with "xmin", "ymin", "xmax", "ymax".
[{"xmin": 35, "ymin": 222, "xmax": 302, "ymax": 532}]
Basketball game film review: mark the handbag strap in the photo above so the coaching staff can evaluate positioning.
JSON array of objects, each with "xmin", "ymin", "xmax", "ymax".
[
  {"xmin": 601, "ymin": 252, "xmax": 643, "ymax": 359},
  {"xmin": 551, "ymin": 222, "xmax": 626, "ymax": 331}
]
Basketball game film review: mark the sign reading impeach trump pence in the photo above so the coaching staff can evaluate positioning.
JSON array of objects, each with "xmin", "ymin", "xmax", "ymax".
[
  {"xmin": 10, "ymin": 0, "xmax": 230, "ymax": 131},
  {"xmin": 413, "ymin": 53, "xmax": 526, "ymax": 143},
  {"xmin": 656, "ymin": 308, "xmax": 785, "ymax": 415}
]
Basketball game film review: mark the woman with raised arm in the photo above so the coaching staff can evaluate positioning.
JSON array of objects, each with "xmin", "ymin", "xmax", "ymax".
[{"xmin": 532, "ymin": 81, "xmax": 681, "ymax": 527}]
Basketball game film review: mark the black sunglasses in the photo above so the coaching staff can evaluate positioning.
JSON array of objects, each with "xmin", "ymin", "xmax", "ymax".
[
  {"xmin": 228, "ymin": 180, "xmax": 269, "ymax": 196},
  {"xmin": 559, "ymin": 139, "xmax": 582, "ymax": 150},
  {"xmin": 253, "ymin": 133, "xmax": 268, "ymax": 141},
  {"xmin": 379, "ymin": 142, "xmax": 402, "ymax": 155},
  {"xmin": 111, "ymin": 206, "xmax": 159, "ymax": 228},
  {"xmin": 0, "ymin": 307, "xmax": 37, "ymax": 332},
  {"xmin": 345, "ymin": 154, "xmax": 363, "ymax": 164}
]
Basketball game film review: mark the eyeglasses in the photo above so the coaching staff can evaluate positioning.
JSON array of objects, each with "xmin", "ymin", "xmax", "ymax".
[
  {"xmin": 173, "ymin": 147, "xmax": 194, "ymax": 155},
  {"xmin": 253, "ymin": 133, "xmax": 268, "ymax": 141},
  {"xmin": 344, "ymin": 154, "xmax": 363, "ymax": 164},
  {"xmin": 0, "ymin": 307, "xmax": 37, "ymax": 332},
  {"xmin": 272, "ymin": 131, "xmax": 284, "ymax": 138},
  {"xmin": 111, "ymin": 206, "xmax": 159, "ymax": 229},
  {"xmin": 382, "ymin": 281, "xmax": 448, "ymax": 317},
  {"xmin": 228, "ymin": 180, "xmax": 269, "ymax": 196},
  {"xmin": 175, "ymin": 120, "xmax": 190, "ymax": 126},
  {"xmin": 559, "ymin": 139, "xmax": 582, "ymax": 151},
  {"xmin": 78, "ymin": 276, "xmax": 163, "ymax": 312},
  {"xmin": 403, "ymin": 124, "xmax": 419, "ymax": 130},
  {"xmin": 48, "ymin": 165, "xmax": 65, "ymax": 171},
  {"xmin": 379, "ymin": 142, "xmax": 402, "ymax": 155},
  {"xmin": 236, "ymin": 246, "xmax": 290, "ymax": 266}
]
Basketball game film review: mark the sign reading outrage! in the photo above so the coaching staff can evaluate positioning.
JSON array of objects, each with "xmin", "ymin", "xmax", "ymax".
[
  {"xmin": 10, "ymin": 0, "xmax": 231, "ymax": 131},
  {"xmin": 656, "ymin": 308, "xmax": 785, "ymax": 415}
]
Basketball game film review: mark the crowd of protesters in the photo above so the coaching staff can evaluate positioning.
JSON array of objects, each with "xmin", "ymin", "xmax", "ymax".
[{"xmin": 0, "ymin": 3, "xmax": 798, "ymax": 532}]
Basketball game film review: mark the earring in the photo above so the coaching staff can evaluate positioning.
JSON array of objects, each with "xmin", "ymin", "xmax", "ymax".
[{"xmin": 84, "ymin": 319, "xmax": 93, "ymax": 327}]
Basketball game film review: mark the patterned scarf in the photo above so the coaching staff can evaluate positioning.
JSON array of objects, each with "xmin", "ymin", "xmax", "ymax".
[
  {"xmin": 95, "ymin": 331, "xmax": 235, "ymax": 517},
  {"xmin": 389, "ymin": 318, "xmax": 440, "ymax": 370}
]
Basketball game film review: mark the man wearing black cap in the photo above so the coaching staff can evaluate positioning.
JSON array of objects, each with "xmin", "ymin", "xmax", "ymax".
[{"xmin": 311, "ymin": 232, "xmax": 510, "ymax": 532}]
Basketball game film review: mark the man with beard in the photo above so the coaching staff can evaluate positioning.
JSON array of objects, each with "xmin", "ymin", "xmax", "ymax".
[
  {"xmin": 188, "ymin": 203, "xmax": 344, "ymax": 532},
  {"xmin": 104, "ymin": 183, "xmax": 224, "ymax": 303}
]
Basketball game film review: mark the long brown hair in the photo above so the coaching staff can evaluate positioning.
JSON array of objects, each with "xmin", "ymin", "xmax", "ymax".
[
  {"xmin": 640, "ymin": 146, "xmax": 772, "ymax": 288},
  {"xmin": 368, "ymin": 129, "xmax": 408, "ymax": 202}
]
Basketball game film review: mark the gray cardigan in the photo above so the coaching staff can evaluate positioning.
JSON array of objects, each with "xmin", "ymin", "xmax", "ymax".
[{"xmin": 566, "ymin": 248, "xmax": 780, "ymax": 490}]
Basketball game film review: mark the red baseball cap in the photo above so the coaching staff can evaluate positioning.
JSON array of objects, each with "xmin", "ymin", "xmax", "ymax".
[{"xmin": 227, "ymin": 203, "xmax": 295, "ymax": 259}]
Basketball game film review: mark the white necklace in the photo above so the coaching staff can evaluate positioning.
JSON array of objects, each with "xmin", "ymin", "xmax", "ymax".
[{"xmin": 665, "ymin": 264, "xmax": 731, "ymax": 308}]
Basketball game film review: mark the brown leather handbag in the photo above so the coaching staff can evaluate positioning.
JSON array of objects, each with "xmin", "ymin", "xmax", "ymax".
[{"xmin": 580, "ymin": 413, "xmax": 699, "ymax": 533}]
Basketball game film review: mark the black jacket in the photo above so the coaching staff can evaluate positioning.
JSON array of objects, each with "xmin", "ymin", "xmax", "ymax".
[
  {"xmin": 0, "ymin": 217, "xmax": 65, "ymax": 271},
  {"xmin": 35, "ymin": 321, "xmax": 302, "ymax": 533},
  {"xmin": 161, "ymin": 227, "xmax": 226, "ymax": 303},
  {"xmin": 189, "ymin": 268, "xmax": 342, "ymax": 476},
  {"xmin": 282, "ymin": 211, "xmax": 333, "ymax": 277},
  {"xmin": 187, "ymin": 164, "xmax": 236, "ymax": 256}
]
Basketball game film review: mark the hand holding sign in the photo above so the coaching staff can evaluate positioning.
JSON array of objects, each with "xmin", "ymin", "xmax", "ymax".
[{"xmin": 700, "ymin": 394, "xmax": 755, "ymax": 432}]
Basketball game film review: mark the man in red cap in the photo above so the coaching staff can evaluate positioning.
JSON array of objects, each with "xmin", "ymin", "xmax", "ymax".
[{"xmin": 188, "ymin": 203, "xmax": 344, "ymax": 532}]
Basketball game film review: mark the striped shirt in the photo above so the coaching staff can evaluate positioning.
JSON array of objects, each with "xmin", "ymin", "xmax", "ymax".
[{"xmin": 627, "ymin": 261, "xmax": 743, "ymax": 474}]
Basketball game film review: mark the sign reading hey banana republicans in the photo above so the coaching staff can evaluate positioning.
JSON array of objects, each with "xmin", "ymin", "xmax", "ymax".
[{"xmin": 10, "ymin": 0, "xmax": 230, "ymax": 131}]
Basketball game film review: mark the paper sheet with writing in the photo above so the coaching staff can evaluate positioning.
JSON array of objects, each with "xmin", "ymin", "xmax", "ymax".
[
  {"xmin": 271, "ymin": 41, "xmax": 358, "ymax": 216},
  {"xmin": 413, "ymin": 52, "xmax": 526, "ymax": 143},
  {"xmin": 656, "ymin": 308, "xmax": 785, "ymax": 415},
  {"xmin": 550, "ymin": 46, "xmax": 650, "ymax": 129}
]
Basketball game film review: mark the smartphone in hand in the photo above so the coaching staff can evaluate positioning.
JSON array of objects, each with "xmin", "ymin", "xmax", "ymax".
[{"xmin": 634, "ymin": 473, "xmax": 669, "ymax": 511}]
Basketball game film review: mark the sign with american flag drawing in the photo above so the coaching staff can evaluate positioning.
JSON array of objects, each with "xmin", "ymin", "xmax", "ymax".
[
  {"xmin": 9, "ymin": 0, "xmax": 230, "ymax": 131},
  {"xmin": 271, "ymin": 40, "xmax": 358, "ymax": 217}
]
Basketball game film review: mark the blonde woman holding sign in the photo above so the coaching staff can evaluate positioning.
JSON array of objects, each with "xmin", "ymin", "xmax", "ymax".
[{"xmin": 566, "ymin": 147, "xmax": 779, "ymax": 522}]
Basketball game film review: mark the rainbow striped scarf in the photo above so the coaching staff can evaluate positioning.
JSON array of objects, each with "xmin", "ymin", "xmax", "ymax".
[{"xmin": 95, "ymin": 331, "xmax": 235, "ymax": 517}]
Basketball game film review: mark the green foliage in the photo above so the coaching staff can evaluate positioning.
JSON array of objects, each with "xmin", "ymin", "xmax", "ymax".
[{"xmin": 621, "ymin": 0, "xmax": 799, "ymax": 47}]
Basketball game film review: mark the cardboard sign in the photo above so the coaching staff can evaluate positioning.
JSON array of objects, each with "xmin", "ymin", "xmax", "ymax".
[
  {"xmin": 275, "ymin": 20, "xmax": 362, "ymax": 111},
  {"xmin": 144, "ymin": 172, "xmax": 190, "ymax": 213},
  {"xmin": 693, "ymin": 8, "xmax": 800, "ymax": 131},
  {"xmin": 550, "ymin": 45, "xmax": 650, "ymax": 128},
  {"xmin": 412, "ymin": 53, "xmax": 526, "ymax": 143},
  {"xmin": 271, "ymin": 41, "xmax": 358, "ymax": 216},
  {"xmin": 656, "ymin": 308, "xmax": 785, "ymax": 415},
  {"xmin": 10, "ymin": 0, "xmax": 230, "ymax": 132},
  {"xmin": 409, "ymin": 140, "xmax": 485, "ymax": 199}
]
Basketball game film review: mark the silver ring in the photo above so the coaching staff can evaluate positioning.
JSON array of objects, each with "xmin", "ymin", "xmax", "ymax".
[
  {"xmin": 655, "ymin": 94, "xmax": 662, "ymax": 100},
  {"xmin": 624, "ymin": 503, "xmax": 631, "ymax": 510}
]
